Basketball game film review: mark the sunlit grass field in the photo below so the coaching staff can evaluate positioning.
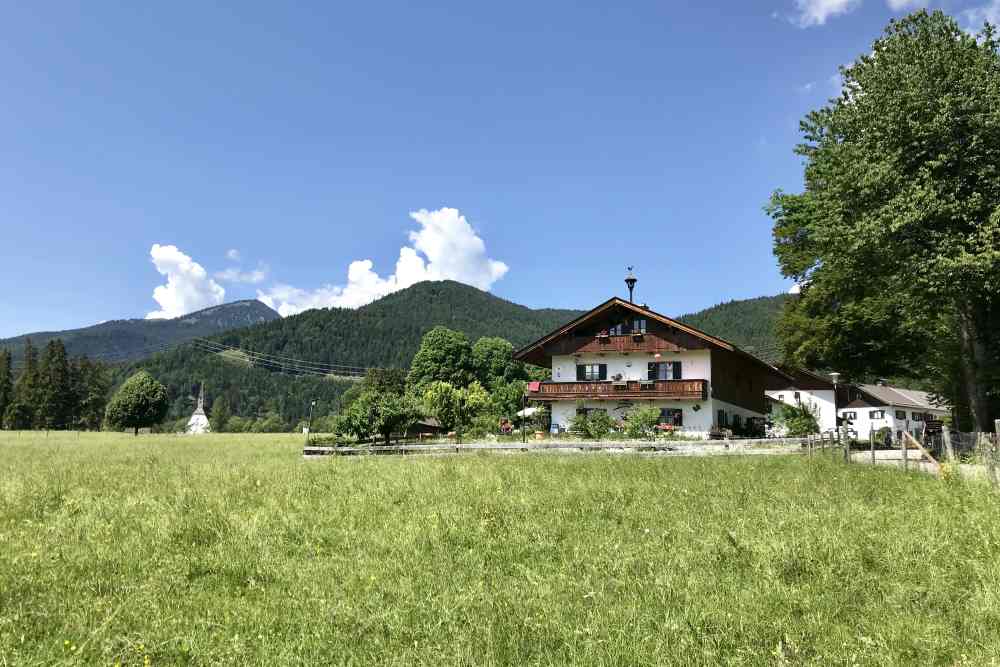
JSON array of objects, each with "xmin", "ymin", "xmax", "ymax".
[{"xmin": 2, "ymin": 432, "xmax": 1000, "ymax": 665}]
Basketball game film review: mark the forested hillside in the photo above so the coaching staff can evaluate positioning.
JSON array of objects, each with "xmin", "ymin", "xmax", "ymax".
[
  {"xmin": 212, "ymin": 280, "xmax": 583, "ymax": 369},
  {"xmin": 678, "ymin": 294, "xmax": 789, "ymax": 364},
  {"xmin": 1, "ymin": 300, "xmax": 279, "ymax": 364},
  {"xmin": 124, "ymin": 281, "xmax": 583, "ymax": 425}
]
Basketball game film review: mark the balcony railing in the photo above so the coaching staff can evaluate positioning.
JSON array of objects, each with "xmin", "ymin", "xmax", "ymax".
[{"xmin": 526, "ymin": 379, "xmax": 707, "ymax": 401}]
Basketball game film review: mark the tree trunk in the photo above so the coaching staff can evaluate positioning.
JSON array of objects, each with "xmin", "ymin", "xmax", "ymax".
[{"xmin": 959, "ymin": 307, "xmax": 992, "ymax": 432}]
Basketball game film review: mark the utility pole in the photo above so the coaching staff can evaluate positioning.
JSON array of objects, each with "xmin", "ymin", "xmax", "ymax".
[{"xmin": 305, "ymin": 399, "xmax": 316, "ymax": 446}]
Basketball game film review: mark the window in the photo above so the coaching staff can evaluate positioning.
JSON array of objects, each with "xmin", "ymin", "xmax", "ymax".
[
  {"xmin": 608, "ymin": 323, "xmax": 624, "ymax": 336},
  {"xmin": 647, "ymin": 361, "xmax": 682, "ymax": 381},
  {"xmin": 632, "ymin": 318, "xmax": 647, "ymax": 334},
  {"xmin": 659, "ymin": 408, "xmax": 683, "ymax": 426},
  {"xmin": 794, "ymin": 392, "xmax": 801, "ymax": 403},
  {"xmin": 869, "ymin": 410, "xmax": 885, "ymax": 420},
  {"xmin": 732, "ymin": 414, "xmax": 743, "ymax": 429},
  {"xmin": 911, "ymin": 412, "xmax": 924, "ymax": 422},
  {"xmin": 576, "ymin": 364, "xmax": 607, "ymax": 381},
  {"xmin": 842, "ymin": 411, "xmax": 857, "ymax": 421},
  {"xmin": 895, "ymin": 410, "xmax": 906, "ymax": 420},
  {"xmin": 776, "ymin": 394, "xmax": 784, "ymax": 403},
  {"xmin": 717, "ymin": 410, "xmax": 728, "ymax": 428}
]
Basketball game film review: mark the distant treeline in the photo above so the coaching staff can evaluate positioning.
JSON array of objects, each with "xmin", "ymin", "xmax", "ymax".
[{"xmin": 0, "ymin": 339, "xmax": 110, "ymax": 430}]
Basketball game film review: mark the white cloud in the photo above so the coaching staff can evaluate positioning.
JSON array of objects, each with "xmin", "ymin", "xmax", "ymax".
[
  {"xmin": 146, "ymin": 244, "xmax": 226, "ymax": 319},
  {"xmin": 789, "ymin": 283, "xmax": 803, "ymax": 294},
  {"xmin": 794, "ymin": 0, "xmax": 862, "ymax": 26},
  {"xmin": 215, "ymin": 264, "xmax": 269, "ymax": 284},
  {"xmin": 791, "ymin": 0, "xmax": 928, "ymax": 27},
  {"xmin": 964, "ymin": 0, "xmax": 1000, "ymax": 27},
  {"xmin": 257, "ymin": 207, "xmax": 509, "ymax": 317},
  {"xmin": 226, "ymin": 248, "xmax": 241, "ymax": 261}
]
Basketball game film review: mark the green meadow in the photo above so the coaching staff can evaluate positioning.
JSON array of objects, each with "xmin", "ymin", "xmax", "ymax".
[{"xmin": 2, "ymin": 432, "xmax": 1000, "ymax": 665}]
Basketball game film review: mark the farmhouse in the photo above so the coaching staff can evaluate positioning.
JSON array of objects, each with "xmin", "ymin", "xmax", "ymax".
[
  {"xmin": 765, "ymin": 368, "xmax": 838, "ymax": 433},
  {"xmin": 513, "ymin": 289, "xmax": 791, "ymax": 439},
  {"xmin": 837, "ymin": 383, "xmax": 949, "ymax": 441}
]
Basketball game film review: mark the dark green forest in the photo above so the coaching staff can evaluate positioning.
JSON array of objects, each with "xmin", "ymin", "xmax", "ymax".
[{"xmin": 678, "ymin": 294, "xmax": 790, "ymax": 364}]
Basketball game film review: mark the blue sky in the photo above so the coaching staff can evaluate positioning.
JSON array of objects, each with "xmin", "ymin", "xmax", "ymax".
[{"xmin": 2, "ymin": 0, "xmax": 997, "ymax": 337}]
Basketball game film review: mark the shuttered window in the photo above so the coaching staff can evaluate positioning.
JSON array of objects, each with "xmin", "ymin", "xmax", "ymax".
[
  {"xmin": 647, "ymin": 361, "xmax": 682, "ymax": 380},
  {"xmin": 576, "ymin": 364, "xmax": 607, "ymax": 381}
]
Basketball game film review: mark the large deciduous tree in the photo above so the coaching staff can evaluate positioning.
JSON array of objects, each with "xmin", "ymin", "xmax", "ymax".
[
  {"xmin": 768, "ymin": 10, "xmax": 1000, "ymax": 430},
  {"xmin": 407, "ymin": 327, "xmax": 476, "ymax": 390},
  {"xmin": 471, "ymin": 337, "xmax": 527, "ymax": 388},
  {"xmin": 105, "ymin": 371, "xmax": 169, "ymax": 435}
]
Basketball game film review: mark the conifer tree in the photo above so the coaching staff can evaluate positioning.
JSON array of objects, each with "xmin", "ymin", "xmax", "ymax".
[
  {"xmin": 7, "ymin": 338, "xmax": 39, "ymax": 429},
  {"xmin": 0, "ymin": 350, "xmax": 12, "ymax": 428},
  {"xmin": 72, "ymin": 356, "xmax": 110, "ymax": 430},
  {"xmin": 38, "ymin": 339, "xmax": 73, "ymax": 429}
]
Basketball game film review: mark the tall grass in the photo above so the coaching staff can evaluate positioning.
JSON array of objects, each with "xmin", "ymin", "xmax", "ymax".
[{"xmin": 2, "ymin": 432, "xmax": 999, "ymax": 665}]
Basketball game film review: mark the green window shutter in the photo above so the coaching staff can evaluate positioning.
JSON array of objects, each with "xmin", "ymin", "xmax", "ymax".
[
  {"xmin": 647, "ymin": 362, "xmax": 656, "ymax": 381},
  {"xmin": 576, "ymin": 365, "xmax": 585, "ymax": 381},
  {"xmin": 672, "ymin": 361, "xmax": 682, "ymax": 380},
  {"xmin": 599, "ymin": 364, "xmax": 607, "ymax": 381}
]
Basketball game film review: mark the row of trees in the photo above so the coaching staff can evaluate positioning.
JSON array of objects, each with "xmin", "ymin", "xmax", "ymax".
[
  {"xmin": 769, "ymin": 10, "xmax": 1000, "ymax": 431},
  {"xmin": 0, "ymin": 339, "xmax": 110, "ymax": 430},
  {"xmin": 326, "ymin": 328, "xmax": 537, "ymax": 443}
]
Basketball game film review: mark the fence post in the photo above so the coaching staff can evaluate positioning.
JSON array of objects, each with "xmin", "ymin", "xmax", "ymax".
[
  {"xmin": 870, "ymin": 430, "xmax": 876, "ymax": 466},
  {"xmin": 902, "ymin": 433, "xmax": 908, "ymax": 472},
  {"xmin": 844, "ymin": 430, "xmax": 850, "ymax": 464},
  {"xmin": 942, "ymin": 427, "xmax": 955, "ymax": 462},
  {"xmin": 986, "ymin": 433, "xmax": 998, "ymax": 489}
]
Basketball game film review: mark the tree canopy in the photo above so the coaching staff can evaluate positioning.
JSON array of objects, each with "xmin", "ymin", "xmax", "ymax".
[
  {"xmin": 768, "ymin": 10, "xmax": 1000, "ymax": 429},
  {"xmin": 105, "ymin": 371, "xmax": 169, "ymax": 435}
]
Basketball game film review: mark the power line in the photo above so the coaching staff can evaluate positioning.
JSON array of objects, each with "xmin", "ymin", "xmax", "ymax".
[{"xmin": 9, "ymin": 336, "xmax": 375, "ymax": 380}]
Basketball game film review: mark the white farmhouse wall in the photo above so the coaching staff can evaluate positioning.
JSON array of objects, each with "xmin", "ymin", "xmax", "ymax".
[
  {"xmin": 550, "ymin": 399, "xmax": 715, "ymax": 438},
  {"xmin": 548, "ymin": 396, "xmax": 768, "ymax": 440},
  {"xmin": 839, "ymin": 405, "xmax": 949, "ymax": 440},
  {"xmin": 551, "ymin": 349, "xmax": 711, "ymax": 383},
  {"xmin": 766, "ymin": 388, "xmax": 837, "ymax": 433}
]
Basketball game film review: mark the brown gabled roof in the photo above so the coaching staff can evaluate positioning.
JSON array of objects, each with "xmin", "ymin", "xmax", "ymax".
[{"xmin": 513, "ymin": 296, "xmax": 792, "ymax": 381}]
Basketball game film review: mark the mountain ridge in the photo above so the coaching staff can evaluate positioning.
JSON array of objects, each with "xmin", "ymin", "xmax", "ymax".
[{"xmin": 2, "ymin": 299, "xmax": 280, "ymax": 364}]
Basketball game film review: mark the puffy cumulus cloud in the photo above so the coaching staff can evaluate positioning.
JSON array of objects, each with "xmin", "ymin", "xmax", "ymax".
[
  {"xmin": 215, "ymin": 264, "xmax": 270, "ymax": 284},
  {"xmin": 793, "ymin": 0, "xmax": 861, "ymax": 26},
  {"xmin": 226, "ymin": 248, "xmax": 241, "ymax": 261},
  {"xmin": 257, "ymin": 207, "xmax": 509, "ymax": 317},
  {"xmin": 146, "ymin": 244, "xmax": 226, "ymax": 319}
]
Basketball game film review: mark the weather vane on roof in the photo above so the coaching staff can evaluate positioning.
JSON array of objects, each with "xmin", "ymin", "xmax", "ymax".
[{"xmin": 625, "ymin": 266, "xmax": 637, "ymax": 303}]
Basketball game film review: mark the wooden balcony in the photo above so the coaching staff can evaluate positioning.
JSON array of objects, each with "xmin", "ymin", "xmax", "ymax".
[
  {"xmin": 543, "ymin": 334, "xmax": 685, "ymax": 356},
  {"xmin": 526, "ymin": 379, "xmax": 708, "ymax": 401}
]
